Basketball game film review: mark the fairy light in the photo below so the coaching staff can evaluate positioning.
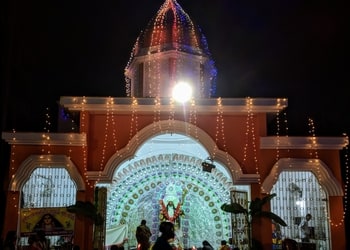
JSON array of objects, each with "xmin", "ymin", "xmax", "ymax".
[
  {"xmin": 187, "ymin": 99, "xmax": 204, "ymax": 159},
  {"xmin": 80, "ymin": 97, "xmax": 93, "ymax": 188},
  {"xmin": 10, "ymin": 130, "xmax": 18, "ymax": 211},
  {"xmin": 109, "ymin": 98, "xmax": 119, "ymax": 154},
  {"xmin": 212, "ymin": 98, "xmax": 221, "ymax": 160},
  {"xmin": 327, "ymin": 133, "xmax": 349, "ymax": 228},
  {"xmin": 307, "ymin": 118, "xmax": 347, "ymax": 227},
  {"xmin": 40, "ymin": 107, "xmax": 52, "ymax": 155},
  {"xmin": 128, "ymin": 97, "xmax": 139, "ymax": 151},
  {"xmin": 282, "ymin": 103, "xmax": 290, "ymax": 137},
  {"xmin": 44, "ymin": 107, "xmax": 51, "ymax": 133},
  {"xmin": 168, "ymin": 98, "xmax": 175, "ymax": 129},
  {"xmin": 307, "ymin": 118, "xmax": 322, "ymax": 183},
  {"xmin": 153, "ymin": 97, "xmax": 162, "ymax": 131},
  {"xmin": 274, "ymin": 103, "xmax": 280, "ymax": 181},
  {"xmin": 241, "ymin": 97, "xmax": 260, "ymax": 184},
  {"xmin": 262, "ymin": 104, "xmax": 281, "ymax": 194},
  {"xmin": 10, "ymin": 129, "xmax": 16, "ymax": 172},
  {"xmin": 188, "ymin": 99, "xmax": 198, "ymax": 139},
  {"xmin": 148, "ymin": 98, "xmax": 161, "ymax": 158},
  {"xmin": 66, "ymin": 111, "xmax": 76, "ymax": 159},
  {"xmin": 214, "ymin": 98, "xmax": 232, "ymax": 173},
  {"xmin": 97, "ymin": 98, "xmax": 112, "ymax": 182},
  {"xmin": 242, "ymin": 98, "xmax": 250, "ymax": 167},
  {"xmin": 341, "ymin": 133, "xmax": 349, "ymax": 226},
  {"xmin": 249, "ymin": 99, "xmax": 260, "ymax": 184}
]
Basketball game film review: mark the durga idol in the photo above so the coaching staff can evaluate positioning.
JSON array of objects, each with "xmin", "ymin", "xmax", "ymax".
[{"xmin": 159, "ymin": 188, "xmax": 187, "ymax": 225}]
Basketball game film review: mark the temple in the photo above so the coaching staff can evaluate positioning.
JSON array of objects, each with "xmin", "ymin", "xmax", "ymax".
[{"xmin": 1, "ymin": 0, "xmax": 348, "ymax": 249}]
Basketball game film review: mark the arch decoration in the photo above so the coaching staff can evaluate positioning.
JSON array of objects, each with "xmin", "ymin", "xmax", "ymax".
[
  {"xmin": 9, "ymin": 154, "xmax": 85, "ymax": 191},
  {"xmin": 87, "ymin": 120, "xmax": 260, "ymax": 184},
  {"xmin": 261, "ymin": 158, "xmax": 343, "ymax": 196}
]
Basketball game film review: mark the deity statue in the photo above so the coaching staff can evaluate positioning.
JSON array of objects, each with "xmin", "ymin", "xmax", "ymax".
[
  {"xmin": 159, "ymin": 188, "xmax": 187, "ymax": 226},
  {"xmin": 159, "ymin": 186, "xmax": 188, "ymax": 250}
]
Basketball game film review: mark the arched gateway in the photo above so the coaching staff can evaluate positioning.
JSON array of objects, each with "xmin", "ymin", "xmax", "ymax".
[{"xmin": 93, "ymin": 120, "xmax": 253, "ymax": 249}]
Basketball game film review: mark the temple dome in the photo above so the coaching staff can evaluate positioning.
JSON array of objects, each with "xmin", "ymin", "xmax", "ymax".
[
  {"xmin": 125, "ymin": 0, "xmax": 217, "ymax": 98},
  {"xmin": 131, "ymin": 0, "xmax": 212, "ymax": 57}
]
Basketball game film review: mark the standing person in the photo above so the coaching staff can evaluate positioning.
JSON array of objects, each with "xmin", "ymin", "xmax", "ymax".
[
  {"xmin": 219, "ymin": 240, "xmax": 230, "ymax": 250},
  {"xmin": 300, "ymin": 213, "xmax": 312, "ymax": 242},
  {"xmin": 202, "ymin": 240, "xmax": 214, "ymax": 250},
  {"xmin": 136, "ymin": 219, "xmax": 152, "ymax": 250},
  {"xmin": 152, "ymin": 221, "xmax": 176, "ymax": 250},
  {"xmin": 36, "ymin": 230, "xmax": 50, "ymax": 250},
  {"xmin": 28, "ymin": 235, "xmax": 42, "ymax": 250},
  {"xmin": 3, "ymin": 231, "xmax": 17, "ymax": 250}
]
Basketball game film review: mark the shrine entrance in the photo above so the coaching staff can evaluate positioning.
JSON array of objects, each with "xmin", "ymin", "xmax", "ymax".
[{"xmin": 98, "ymin": 133, "xmax": 250, "ymax": 249}]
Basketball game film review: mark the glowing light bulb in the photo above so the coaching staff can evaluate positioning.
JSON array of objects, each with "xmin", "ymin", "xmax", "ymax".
[{"xmin": 172, "ymin": 81, "xmax": 192, "ymax": 103}]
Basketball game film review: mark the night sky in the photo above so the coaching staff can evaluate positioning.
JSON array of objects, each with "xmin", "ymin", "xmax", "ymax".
[{"xmin": 1, "ymin": 0, "xmax": 348, "ymax": 136}]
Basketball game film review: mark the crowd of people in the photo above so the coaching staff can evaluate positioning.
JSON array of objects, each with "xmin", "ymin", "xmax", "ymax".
[
  {"xmin": 133, "ymin": 219, "xmax": 238, "ymax": 250},
  {"xmin": 1, "ymin": 230, "xmax": 81, "ymax": 250}
]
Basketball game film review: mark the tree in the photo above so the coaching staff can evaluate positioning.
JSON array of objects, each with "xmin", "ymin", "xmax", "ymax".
[{"xmin": 221, "ymin": 193, "xmax": 287, "ymax": 250}]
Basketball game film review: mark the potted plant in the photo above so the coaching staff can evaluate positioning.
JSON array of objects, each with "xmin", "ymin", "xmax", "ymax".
[{"xmin": 221, "ymin": 193, "xmax": 287, "ymax": 250}]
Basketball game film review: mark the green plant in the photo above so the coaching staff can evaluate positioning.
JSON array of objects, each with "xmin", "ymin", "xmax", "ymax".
[{"xmin": 221, "ymin": 193, "xmax": 287, "ymax": 250}]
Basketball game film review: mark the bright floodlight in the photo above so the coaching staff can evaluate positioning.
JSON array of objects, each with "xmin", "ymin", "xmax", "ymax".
[{"xmin": 172, "ymin": 82, "xmax": 192, "ymax": 103}]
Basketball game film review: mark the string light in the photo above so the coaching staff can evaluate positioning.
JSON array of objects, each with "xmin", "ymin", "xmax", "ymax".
[
  {"xmin": 189, "ymin": 99, "xmax": 198, "ymax": 140},
  {"xmin": 242, "ymin": 97, "xmax": 260, "ymax": 184},
  {"xmin": 327, "ymin": 133, "xmax": 349, "ymax": 228},
  {"xmin": 40, "ymin": 107, "xmax": 52, "ymax": 155},
  {"xmin": 307, "ymin": 117, "xmax": 346, "ymax": 227},
  {"xmin": 341, "ymin": 133, "xmax": 349, "ymax": 227},
  {"xmin": 168, "ymin": 98, "xmax": 175, "ymax": 129},
  {"xmin": 213, "ymin": 98, "xmax": 232, "ymax": 174},
  {"xmin": 307, "ymin": 118, "xmax": 322, "ymax": 182},
  {"xmin": 127, "ymin": 97, "xmax": 139, "ymax": 152},
  {"xmin": 80, "ymin": 97, "xmax": 93, "ymax": 189},
  {"xmin": 212, "ymin": 98, "xmax": 222, "ymax": 160}
]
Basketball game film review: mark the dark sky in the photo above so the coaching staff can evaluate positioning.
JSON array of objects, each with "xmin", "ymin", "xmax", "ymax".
[{"xmin": 1, "ymin": 0, "xmax": 349, "ymax": 136}]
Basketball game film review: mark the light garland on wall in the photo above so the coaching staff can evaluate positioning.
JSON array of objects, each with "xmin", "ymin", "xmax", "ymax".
[
  {"xmin": 127, "ymin": 97, "xmax": 140, "ymax": 152},
  {"xmin": 188, "ymin": 99, "xmax": 199, "ymax": 141},
  {"xmin": 273, "ymin": 104, "xmax": 280, "ymax": 184},
  {"xmin": 79, "ymin": 97, "xmax": 94, "ymax": 189},
  {"xmin": 10, "ymin": 129, "xmax": 16, "ymax": 173},
  {"xmin": 41, "ymin": 107, "xmax": 52, "ymax": 155},
  {"xmin": 242, "ymin": 97, "xmax": 260, "ymax": 185},
  {"xmin": 9, "ymin": 129, "xmax": 18, "ymax": 209},
  {"xmin": 261, "ymin": 105, "xmax": 281, "ymax": 194},
  {"xmin": 167, "ymin": 98, "xmax": 175, "ymax": 129},
  {"xmin": 63, "ymin": 106, "xmax": 77, "ymax": 159},
  {"xmin": 307, "ymin": 118, "xmax": 322, "ymax": 182},
  {"xmin": 188, "ymin": 99, "xmax": 208, "ymax": 159},
  {"xmin": 95, "ymin": 97, "xmax": 120, "ymax": 183},
  {"xmin": 152, "ymin": 97, "xmax": 162, "ymax": 134},
  {"xmin": 214, "ymin": 98, "xmax": 233, "ymax": 174},
  {"xmin": 327, "ymin": 133, "xmax": 348, "ymax": 228},
  {"xmin": 341, "ymin": 134, "xmax": 349, "ymax": 227},
  {"xmin": 212, "ymin": 98, "xmax": 222, "ymax": 160},
  {"xmin": 308, "ymin": 117, "xmax": 347, "ymax": 227}
]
